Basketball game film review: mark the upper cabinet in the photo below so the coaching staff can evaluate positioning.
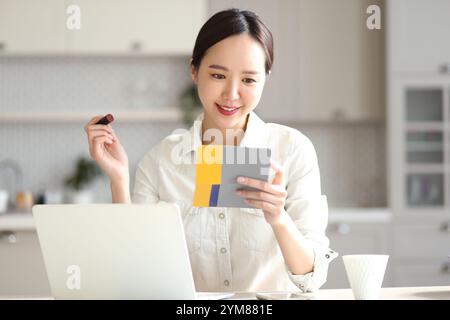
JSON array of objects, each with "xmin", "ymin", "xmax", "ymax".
[
  {"xmin": 209, "ymin": 0, "xmax": 384, "ymax": 122},
  {"xmin": 0, "ymin": 0, "xmax": 207, "ymax": 55},
  {"xmin": 297, "ymin": 0, "xmax": 385, "ymax": 122},
  {"xmin": 66, "ymin": 0, "xmax": 206, "ymax": 55},
  {"xmin": 209, "ymin": 0, "xmax": 297, "ymax": 121},
  {"xmin": 0, "ymin": 0, "xmax": 66, "ymax": 53},
  {"xmin": 387, "ymin": 0, "xmax": 450, "ymax": 214},
  {"xmin": 388, "ymin": 0, "xmax": 450, "ymax": 74}
]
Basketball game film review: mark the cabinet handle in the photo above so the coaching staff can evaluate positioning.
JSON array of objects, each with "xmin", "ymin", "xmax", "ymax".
[
  {"xmin": 0, "ymin": 231, "xmax": 17, "ymax": 244},
  {"xmin": 439, "ymin": 63, "xmax": 450, "ymax": 74},
  {"xmin": 130, "ymin": 41, "xmax": 142, "ymax": 52},
  {"xmin": 336, "ymin": 223, "xmax": 351, "ymax": 235},
  {"xmin": 440, "ymin": 222, "xmax": 450, "ymax": 233},
  {"xmin": 332, "ymin": 108, "xmax": 346, "ymax": 121},
  {"xmin": 441, "ymin": 262, "xmax": 450, "ymax": 274}
]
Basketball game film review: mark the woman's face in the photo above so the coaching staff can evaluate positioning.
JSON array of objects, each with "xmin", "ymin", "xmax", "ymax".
[{"xmin": 191, "ymin": 34, "xmax": 267, "ymax": 131}]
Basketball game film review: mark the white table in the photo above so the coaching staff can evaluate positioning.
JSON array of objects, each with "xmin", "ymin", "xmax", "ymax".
[
  {"xmin": 1, "ymin": 286, "xmax": 449, "ymax": 300},
  {"xmin": 231, "ymin": 286, "xmax": 450, "ymax": 300}
]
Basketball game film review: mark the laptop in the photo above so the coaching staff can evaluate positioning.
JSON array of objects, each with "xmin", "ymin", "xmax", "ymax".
[{"xmin": 32, "ymin": 202, "xmax": 233, "ymax": 300}]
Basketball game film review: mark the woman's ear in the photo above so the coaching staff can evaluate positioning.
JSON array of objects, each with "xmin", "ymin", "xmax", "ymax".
[{"xmin": 189, "ymin": 58, "xmax": 198, "ymax": 84}]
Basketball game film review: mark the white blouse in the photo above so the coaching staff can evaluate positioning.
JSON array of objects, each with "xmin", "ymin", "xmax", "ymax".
[{"xmin": 132, "ymin": 111, "xmax": 338, "ymax": 293}]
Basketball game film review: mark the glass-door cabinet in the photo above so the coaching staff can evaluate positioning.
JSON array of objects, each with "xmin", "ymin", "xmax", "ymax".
[{"xmin": 389, "ymin": 77, "xmax": 450, "ymax": 214}]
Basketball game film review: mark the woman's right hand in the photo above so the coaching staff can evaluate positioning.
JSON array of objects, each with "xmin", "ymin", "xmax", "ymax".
[{"xmin": 84, "ymin": 115, "xmax": 129, "ymax": 183}]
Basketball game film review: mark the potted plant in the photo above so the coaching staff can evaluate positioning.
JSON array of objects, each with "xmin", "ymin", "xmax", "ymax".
[
  {"xmin": 64, "ymin": 157, "xmax": 102, "ymax": 203},
  {"xmin": 179, "ymin": 84, "xmax": 202, "ymax": 127}
]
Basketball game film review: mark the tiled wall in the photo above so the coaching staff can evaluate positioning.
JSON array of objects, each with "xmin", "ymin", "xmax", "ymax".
[
  {"xmin": 298, "ymin": 123, "xmax": 386, "ymax": 207},
  {"xmin": 0, "ymin": 57, "xmax": 386, "ymax": 207},
  {"xmin": 0, "ymin": 56, "xmax": 191, "ymax": 112}
]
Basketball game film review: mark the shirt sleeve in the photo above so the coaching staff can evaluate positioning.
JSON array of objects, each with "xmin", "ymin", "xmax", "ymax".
[
  {"xmin": 131, "ymin": 149, "xmax": 160, "ymax": 204},
  {"xmin": 283, "ymin": 132, "xmax": 338, "ymax": 292}
]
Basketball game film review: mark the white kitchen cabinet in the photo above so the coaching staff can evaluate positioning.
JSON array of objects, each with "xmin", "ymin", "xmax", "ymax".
[
  {"xmin": 388, "ymin": 0, "xmax": 450, "ymax": 74},
  {"xmin": 388, "ymin": 77, "xmax": 450, "ymax": 214},
  {"xmin": 323, "ymin": 221, "xmax": 391, "ymax": 289},
  {"xmin": 66, "ymin": 0, "xmax": 206, "ymax": 55},
  {"xmin": 0, "ymin": 0, "xmax": 66, "ymax": 54},
  {"xmin": 393, "ymin": 222, "xmax": 450, "ymax": 260},
  {"xmin": 208, "ymin": 0, "xmax": 296, "ymax": 121},
  {"xmin": 393, "ymin": 263, "xmax": 450, "ymax": 287},
  {"xmin": 391, "ymin": 219, "xmax": 450, "ymax": 287},
  {"xmin": 209, "ymin": 0, "xmax": 384, "ymax": 122},
  {"xmin": 387, "ymin": 0, "xmax": 450, "ymax": 287},
  {"xmin": 297, "ymin": 0, "xmax": 385, "ymax": 122},
  {"xmin": 0, "ymin": 230, "xmax": 51, "ymax": 296},
  {"xmin": 0, "ymin": 0, "xmax": 206, "ymax": 55}
]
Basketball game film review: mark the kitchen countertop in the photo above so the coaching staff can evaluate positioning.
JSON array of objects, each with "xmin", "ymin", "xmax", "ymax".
[
  {"xmin": 0, "ymin": 211, "xmax": 36, "ymax": 231},
  {"xmin": 328, "ymin": 207, "xmax": 391, "ymax": 223},
  {"xmin": 0, "ymin": 207, "xmax": 391, "ymax": 231},
  {"xmin": 0, "ymin": 286, "xmax": 448, "ymax": 300}
]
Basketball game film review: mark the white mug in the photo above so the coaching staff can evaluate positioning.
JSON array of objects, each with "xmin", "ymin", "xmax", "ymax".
[{"xmin": 343, "ymin": 254, "xmax": 389, "ymax": 300}]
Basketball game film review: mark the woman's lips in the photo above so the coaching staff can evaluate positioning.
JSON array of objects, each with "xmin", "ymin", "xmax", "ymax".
[{"xmin": 215, "ymin": 103, "xmax": 241, "ymax": 116}]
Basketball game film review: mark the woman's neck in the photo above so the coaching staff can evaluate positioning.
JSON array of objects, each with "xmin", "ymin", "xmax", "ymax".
[{"xmin": 202, "ymin": 114, "xmax": 249, "ymax": 146}]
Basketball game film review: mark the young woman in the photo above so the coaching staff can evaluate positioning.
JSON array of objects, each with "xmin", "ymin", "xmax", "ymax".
[{"xmin": 85, "ymin": 8, "xmax": 337, "ymax": 293}]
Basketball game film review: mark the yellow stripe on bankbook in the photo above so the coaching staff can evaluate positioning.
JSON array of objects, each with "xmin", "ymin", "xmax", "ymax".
[
  {"xmin": 195, "ymin": 145, "xmax": 223, "ymax": 184},
  {"xmin": 193, "ymin": 145, "xmax": 223, "ymax": 206},
  {"xmin": 193, "ymin": 184, "xmax": 212, "ymax": 207}
]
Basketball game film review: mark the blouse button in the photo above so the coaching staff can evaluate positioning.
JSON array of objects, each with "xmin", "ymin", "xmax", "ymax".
[
  {"xmin": 224, "ymin": 280, "xmax": 230, "ymax": 287},
  {"xmin": 220, "ymin": 247, "xmax": 227, "ymax": 254},
  {"xmin": 219, "ymin": 213, "xmax": 225, "ymax": 219},
  {"xmin": 325, "ymin": 254, "xmax": 330, "ymax": 259}
]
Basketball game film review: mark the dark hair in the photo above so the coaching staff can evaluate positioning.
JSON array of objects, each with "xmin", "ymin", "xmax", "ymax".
[{"xmin": 191, "ymin": 8, "xmax": 274, "ymax": 75}]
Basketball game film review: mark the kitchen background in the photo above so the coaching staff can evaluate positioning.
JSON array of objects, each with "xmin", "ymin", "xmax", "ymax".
[
  {"xmin": 1, "ymin": 0, "xmax": 450, "ymax": 296},
  {"xmin": 0, "ymin": 56, "xmax": 386, "ymax": 208}
]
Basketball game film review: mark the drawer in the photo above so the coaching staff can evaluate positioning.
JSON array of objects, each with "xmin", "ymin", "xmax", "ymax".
[
  {"xmin": 393, "ymin": 223, "xmax": 450, "ymax": 259},
  {"xmin": 0, "ymin": 230, "xmax": 51, "ymax": 296},
  {"xmin": 393, "ymin": 263, "xmax": 450, "ymax": 287},
  {"xmin": 326, "ymin": 222, "xmax": 388, "ymax": 255}
]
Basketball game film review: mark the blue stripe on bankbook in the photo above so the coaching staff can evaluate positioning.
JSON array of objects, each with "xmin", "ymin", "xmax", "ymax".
[{"xmin": 209, "ymin": 184, "xmax": 220, "ymax": 207}]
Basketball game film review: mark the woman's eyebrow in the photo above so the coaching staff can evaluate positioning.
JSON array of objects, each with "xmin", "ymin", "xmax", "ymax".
[{"xmin": 208, "ymin": 64, "xmax": 260, "ymax": 75}]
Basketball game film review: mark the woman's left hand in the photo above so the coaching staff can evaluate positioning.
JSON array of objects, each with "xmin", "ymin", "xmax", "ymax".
[{"xmin": 236, "ymin": 159, "xmax": 288, "ymax": 226}]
